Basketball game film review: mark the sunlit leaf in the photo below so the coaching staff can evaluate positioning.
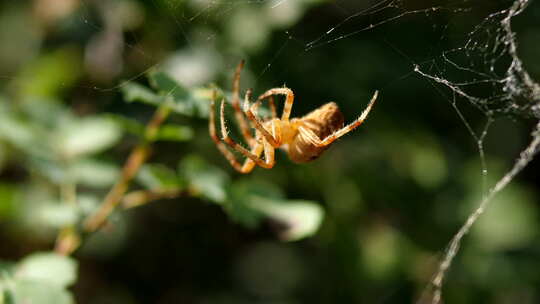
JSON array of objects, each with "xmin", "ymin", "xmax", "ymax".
[
  {"xmin": 226, "ymin": 180, "xmax": 281, "ymax": 228},
  {"xmin": 71, "ymin": 159, "xmax": 120, "ymax": 188},
  {"xmin": 57, "ymin": 116, "xmax": 122, "ymax": 158},
  {"xmin": 226, "ymin": 179, "xmax": 323, "ymax": 240},
  {"xmin": 149, "ymin": 71, "xmax": 190, "ymax": 99},
  {"xmin": 15, "ymin": 252, "xmax": 77, "ymax": 288},
  {"xmin": 35, "ymin": 203, "xmax": 79, "ymax": 228},
  {"xmin": 155, "ymin": 124, "xmax": 194, "ymax": 141},
  {"xmin": 0, "ymin": 103, "xmax": 51, "ymax": 159},
  {"xmin": 10, "ymin": 280, "xmax": 73, "ymax": 304},
  {"xmin": 137, "ymin": 163, "xmax": 182, "ymax": 190},
  {"xmin": 149, "ymin": 71, "xmax": 209, "ymax": 117},
  {"xmin": 28, "ymin": 158, "xmax": 66, "ymax": 184},
  {"xmin": 121, "ymin": 82, "xmax": 162, "ymax": 106},
  {"xmin": 252, "ymin": 198, "xmax": 324, "ymax": 241},
  {"xmin": 105, "ymin": 114, "xmax": 145, "ymax": 136},
  {"xmin": 179, "ymin": 155, "xmax": 229, "ymax": 203},
  {"xmin": 75, "ymin": 195, "xmax": 101, "ymax": 218}
]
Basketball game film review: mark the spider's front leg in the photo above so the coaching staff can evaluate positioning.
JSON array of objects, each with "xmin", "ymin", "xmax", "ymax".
[
  {"xmin": 209, "ymin": 93, "xmax": 265, "ymax": 173},
  {"xmin": 242, "ymin": 89, "xmax": 282, "ymax": 148},
  {"xmin": 242, "ymin": 87, "xmax": 298, "ymax": 148},
  {"xmin": 219, "ymin": 99, "xmax": 275, "ymax": 169},
  {"xmin": 230, "ymin": 60, "xmax": 256, "ymax": 148}
]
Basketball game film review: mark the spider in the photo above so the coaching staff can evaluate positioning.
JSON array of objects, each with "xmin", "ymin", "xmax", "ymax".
[{"xmin": 209, "ymin": 60, "xmax": 378, "ymax": 173}]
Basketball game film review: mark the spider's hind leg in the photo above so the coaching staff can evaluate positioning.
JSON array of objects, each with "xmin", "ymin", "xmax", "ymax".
[{"xmin": 318, "ymin": 90, "xmax": 378, "ymax": 146}]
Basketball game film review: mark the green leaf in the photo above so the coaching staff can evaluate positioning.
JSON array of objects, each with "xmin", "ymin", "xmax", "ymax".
[
  {"xmin": 179, "ymin": 155, "xmax": 229, "ymax": 203},
  {"xmin": 227, "ymin": 179, "xmax": 324, "ymax": 240},
  {"xmin": 149, "ymin": 71, "xmax": 190, "ymax": 99},
  {"xmin": 34, "ymin": 202, "xmax": 79, "ymax": 228},
  {"xmin": 57, "ymin": 116, "xmax": 122, "ymax": 158},
  {"xmin": 11, "ymin": 280, "xmax": 73, "ymax": 304},
  {"xmin": 0, "ymin": 104, "xmax": 50, "ymax": 159},
  {"xmin": 149, "ymin": 71, "xmax": 209, "ymax": 117},
  {"xmin": 105, "ymin": 114, "xmax": 146, "ymax": 136},
  {"xmin": 71, "ymin": 159, "xmax": 120, "ymax": 188},
  {"xmin": 28, "ymin": 157, "xmax": 66, "ymax": 184},
  {"xmin": 155, "ymin": 124, "xmax": 194, "ymax": 141},
  {"xmin": 121, "ymin": 82, "xmax": 162, "ymax": 106},
  {"xmin": 137, "ymin": 164, "xmax": 182, "ymax": 190},
  {"xmin": 252, "ymin": 199, "xmax": 324, "ymax": 241},
  {"xmin": 15, "ymin": 252, "xmax": 77, "ymax": 288},
  {"xmin": 226, "ymin": 180, "xmax": 280, "ymax": 228}
]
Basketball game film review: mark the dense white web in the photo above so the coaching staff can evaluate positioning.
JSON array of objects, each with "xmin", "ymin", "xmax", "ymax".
[
  {"xmin": 310, "ymin": 0, "xmax": 539, "ymax": 302},
  {"xmin": 410, "ymin": 0, "xmax": 540, "ymax": 302},
  {"xmin": 7, "ymin": 0, "xmax": 539, "ymax": 302},
  {"xmin": 78, "ymin": 1, "xmax": 540, "ymax": 302}
]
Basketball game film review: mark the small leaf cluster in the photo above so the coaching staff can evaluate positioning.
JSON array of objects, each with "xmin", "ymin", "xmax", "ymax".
[{"xmin": 0, "ymin": 252, "xmax": 77, "ymax": 304}]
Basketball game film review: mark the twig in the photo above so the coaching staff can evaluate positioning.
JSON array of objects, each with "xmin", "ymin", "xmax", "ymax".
[
  {"xmin": 83, "ymin": 103, "xmax": 171, "ymax": 232},
  {"xmin": 54, "ymin": 180, "xmax": 80, "ymax": 255}
]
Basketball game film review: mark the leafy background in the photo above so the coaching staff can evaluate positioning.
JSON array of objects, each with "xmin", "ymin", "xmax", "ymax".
[{"xmin": 1, "ymin": 0, "xmax": 540, "ymax": 303}]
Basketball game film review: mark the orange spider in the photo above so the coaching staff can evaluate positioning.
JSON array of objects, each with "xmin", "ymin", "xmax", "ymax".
[{"xmin": 209, "ymin": 60, "xmax": 378, "ymax": 173}]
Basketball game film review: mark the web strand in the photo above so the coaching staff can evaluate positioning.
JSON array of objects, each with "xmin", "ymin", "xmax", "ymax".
[
  {"xmin": 414, "ymin": 0, "xmax": 540, "ymax": 302},
  {"xmin": 422, "ymin": 121, "xmax": 540, "ymax": 304}
]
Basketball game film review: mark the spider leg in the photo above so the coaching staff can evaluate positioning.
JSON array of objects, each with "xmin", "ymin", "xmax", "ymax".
[
  {"xmin": 220, "ymin": 99, "xmax": 274, "ymax": 169},
  {"xmin": 243, "ymin": 89, "xmax": 275, "ymax": 119},
  {"xmin": 209, "ymin": 94, "xmax": 265, "ymax": 173},
  {"xmin": 231, "ymin": 60, "xmax": 256, "ymax": 147},
  {"xmin": 243, "ymin": 90, "xmax": 282, "ymax": 147},
  {"xmin": 318, "ymin": 90, "xmax": 378, "ymax": 147},
  {"xmin": 262, "ymin": 133, "xmax": 275, "ymax": 168},
  {"xmin": 256, "ymin": 88, "xmax": 295, "ymax": 121},
  {"xmin": 268, "ymin": 95, "xmax": 277, "ymax": 119}
]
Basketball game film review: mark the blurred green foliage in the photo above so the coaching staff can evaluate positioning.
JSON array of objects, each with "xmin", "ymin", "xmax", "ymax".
[
  {"xmin": 0, "ymin": 0, "xmax": 540, "ymax": 303},
  {"xmin": 0, "ymin": 252, "xmax": 77, "ymax": 304}
]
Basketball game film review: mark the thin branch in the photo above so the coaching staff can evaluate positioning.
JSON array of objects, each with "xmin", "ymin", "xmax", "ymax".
[
  {"xmin": 83, "ymin": 103, "xmax": 171, "ymax": 233},
  {"xmin": 54, "ymin": 179, "xmax": 80, "ymax": 255}
]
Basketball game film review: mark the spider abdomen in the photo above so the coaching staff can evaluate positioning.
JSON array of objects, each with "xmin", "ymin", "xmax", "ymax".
[
  {"xmin": 287, "ymin": 102, "xmax": 345, "ymax": 163},
  {"xmin": 301, "ymin": 102, "xmax": 345, "ymax": 138}
]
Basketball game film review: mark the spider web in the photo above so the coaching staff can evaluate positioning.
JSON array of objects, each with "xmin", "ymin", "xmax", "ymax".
[
  {"xmin": 307, "ymin": 0, "xmax": 540, "ymax": 301},
  {"xmin": 410, "ymin": 0, "xmax": 540, "ymax": 302},
  {"xmin": 5, "ymin": 0, "xmax": 539, "ymax": 302},
  {"xmin": 83, "ymin": 0, "xmax": 540, "ymax": 302}
]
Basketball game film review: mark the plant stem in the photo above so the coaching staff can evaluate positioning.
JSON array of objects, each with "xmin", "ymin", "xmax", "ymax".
[
  {"xmin": 122, "ymin": 188, "xmax": 186, "ymax": 209},
  {"xmin": 54, "ymin": 179, "xmax": 80, "ymax": 255},
  {"xmin": 83, "ymin": 104, "xmax": 171, "ymax": 232}
]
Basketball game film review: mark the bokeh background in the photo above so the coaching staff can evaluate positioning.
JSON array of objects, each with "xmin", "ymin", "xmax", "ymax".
[{"xmin": 1, "ymin": 0, "xmax": 540, "ymax": 303}]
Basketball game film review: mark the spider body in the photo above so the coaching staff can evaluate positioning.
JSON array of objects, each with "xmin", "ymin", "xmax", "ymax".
[
  {"xmin": 209, "ymin": 61, "xmax": 378, "ymax": 173},
  {"xmin": 286, "ymin": 102, "xmax": 345, "ymax": 163}
]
